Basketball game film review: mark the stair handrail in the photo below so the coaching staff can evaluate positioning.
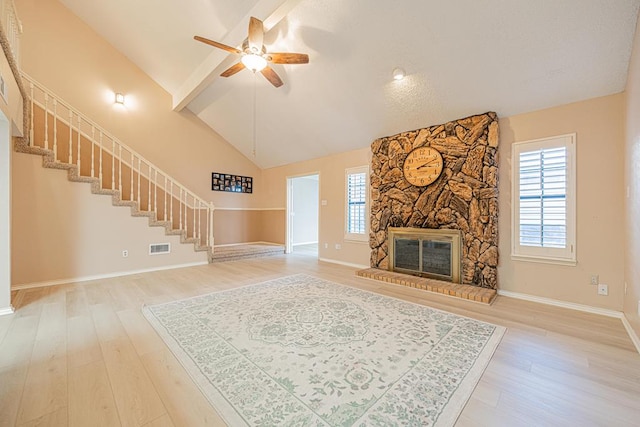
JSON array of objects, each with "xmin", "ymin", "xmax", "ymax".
[
  {"xmin": 22, "ymin": 72, "xmax": 215, "ymax": 249},
  {"xmin": 0, "ymin": 0, "xmax": 21, "ymax": 66}
]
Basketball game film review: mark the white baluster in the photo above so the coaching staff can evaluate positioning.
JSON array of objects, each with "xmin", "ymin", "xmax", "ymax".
[
  {"xmin": 91, "ymin": 126, "xmax": 95, "ymax": 178},
  {"xmin": 154, "ymin": 169, "xmax": 158, "ymax": 215},
  {"xmin": 148, "ymin": 165, "xmax": 152, "ymax": 211},
  {"xmin": 179, "ymin": 187, "xmax": 183, "ymax": 230},
  {"xmin": 99, "ymin": 132, "xmax": 103, "ymax": 185},
  {"xmin": 130, "ymin": 153, "xmax": 134, "ymax": 201},
  {"xmin": 119, "ymin": 145, "xmax": 122, "ymax": 195},
  {"xmin": 52, "ymin": 99, "xmax": 58, "ymax": 161},
  {"xmin": 164, "ymin": 176, "xmax": 167, "ymax": 222},
  {"xmin": 44, "ymin": 93, "xmax": 48, "ymax": 150},
  {"xmin": 193, "ymin": 195, "xmax": 196, "ymax": 238},
  {"xmin": 170, "ymin": 182, "xmax": 173, "ymax": 226},
  {"xmin": 198, "ymin": 202, "xmax": 201, "ymax": 242},
  {"xmin": 137, "ymin": 157, "xmax": 141, "ymax": 206},
  {"xmin": 68, "ymin": 110, "xmax": 72, "ymax": 163},
  {"xmin": 77, "ymin": 116, "xmax": 81, "ymax": 175},
  {"xmin": 29, "ymin": 82, "xmax": 34, "ymax": 146},
  {"xmin": 111, "ymin": 140, "xmax": 115, "ymax": 190}
]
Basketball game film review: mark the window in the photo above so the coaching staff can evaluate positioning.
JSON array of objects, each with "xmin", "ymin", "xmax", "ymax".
[
  {"xmin": 512, "ymin": 134, "xmax": 576, "ymax": 264},
  {"xmin": 345, "ymin": 166, "xmax": 369, "ymax": 241}
]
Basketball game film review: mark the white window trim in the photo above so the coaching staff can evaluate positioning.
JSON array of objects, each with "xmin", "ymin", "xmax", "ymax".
[
  {"xmin": 511, "ymin": 133, "xmax": 577, "ymax": 265},
  {"xmin": 345, "ymin": 165, "xmax": 369, "ymax": 243}
]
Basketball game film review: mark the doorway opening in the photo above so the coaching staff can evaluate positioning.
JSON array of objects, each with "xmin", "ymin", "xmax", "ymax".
[{"xmin": 286, "ymin": 173, "xmax": 319, "ymax": 256}]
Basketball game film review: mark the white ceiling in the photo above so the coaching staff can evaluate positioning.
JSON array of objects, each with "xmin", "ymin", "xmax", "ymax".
[{"xmin": 60, "ymin": 0, "xmax": 640, "ymax": 169}]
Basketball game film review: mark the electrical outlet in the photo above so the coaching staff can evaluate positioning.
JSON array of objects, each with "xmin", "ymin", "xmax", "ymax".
[
  {"xmin": 590, "ymin": 275, "xmax": 599, "ymax": 285},
  {"xmin": 335, "ymin": 244, "xmax": 341, "ymax": 250},
  {"xmin": 122, "ymin": 250, "xmax": 129, "ymax": 258},
  {"xmin": 324, "ymin": 243, "xmax": 328, "ymax": 249},
  {"xmin": 597, "ymin": 284, "xmax": 608, "ymax": 296}
]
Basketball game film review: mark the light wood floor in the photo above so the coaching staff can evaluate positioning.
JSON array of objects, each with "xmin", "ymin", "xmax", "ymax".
[{"xmin": 1, "ymin": 253, "xmax": 639, "ymax": 426}]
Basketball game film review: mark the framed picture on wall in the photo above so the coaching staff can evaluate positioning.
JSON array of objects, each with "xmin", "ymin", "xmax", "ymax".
[{"xmin": 212, "ymin": 172, "xmax": 253, "ymax": 193}]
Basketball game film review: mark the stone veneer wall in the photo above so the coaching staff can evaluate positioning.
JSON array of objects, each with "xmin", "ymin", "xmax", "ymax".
[{"xmin": 370, "ymin": 112, "xmax": 499, "ymax": 289}]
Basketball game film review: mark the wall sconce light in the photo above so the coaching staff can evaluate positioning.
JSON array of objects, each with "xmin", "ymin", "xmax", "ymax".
[
  {"xmin": 115, "ymin": 93, "xmax": 125, "ymax": 105},
  {"xmin": 392, "ymin": 67, "xmax": 406, "ymax": 81}
]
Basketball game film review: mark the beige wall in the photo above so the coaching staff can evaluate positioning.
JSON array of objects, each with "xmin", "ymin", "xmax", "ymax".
[
  {"xmin": 499, "ymin": 94, "xmax": 626, "ymax": 311},
  {"xmin": 15, "ymin": 0, "xmax": 261, "ymax": 208},
  {"xmin": 262, "ymin": 148, "xmax": 371, "ymax": 267},
  {"xmin": 12, "ymin": 152, "xmax": 207, "ymax": 286},
  {"xmin": 624, "ymin": 15, "xmax": 640, "ymax": 335},
  {"xmin": 213, "ymin": 209, "xmax": 285, "ymax": 245}
]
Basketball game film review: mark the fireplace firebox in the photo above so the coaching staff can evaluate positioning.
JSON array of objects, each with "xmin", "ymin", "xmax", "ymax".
[{"xmin": 388, "ymin": 227, "xmax": 462, "ymax": 283}]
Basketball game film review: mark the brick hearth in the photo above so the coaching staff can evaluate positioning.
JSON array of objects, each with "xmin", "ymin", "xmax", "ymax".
[{"xmin": 357, "ymin": 268, "xmax": 497, "ymax": 304}]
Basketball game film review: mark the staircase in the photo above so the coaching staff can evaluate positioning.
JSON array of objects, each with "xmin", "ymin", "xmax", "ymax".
[{"xmin": 15, "ymin": 74, "xmax": 215, "ymax": 261}]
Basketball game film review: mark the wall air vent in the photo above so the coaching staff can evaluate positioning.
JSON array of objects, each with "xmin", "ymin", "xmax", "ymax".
[{"xmin": 149, "ymin": 243, "xmax": 170, "ymax": 255}]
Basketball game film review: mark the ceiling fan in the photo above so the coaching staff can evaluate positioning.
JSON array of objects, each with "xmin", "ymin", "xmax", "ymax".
[{"xmin": 194, "ymin": 17, "xmax": 309, "ymax": 88}]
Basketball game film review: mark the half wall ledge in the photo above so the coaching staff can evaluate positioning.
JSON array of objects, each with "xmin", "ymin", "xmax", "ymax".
[{"xmin": 356, "ymin": 268, "xmax": 497, "ymax": 305}]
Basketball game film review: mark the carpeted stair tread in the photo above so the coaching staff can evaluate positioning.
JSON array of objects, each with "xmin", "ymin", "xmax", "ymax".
[{"xmin": 210, "ymin": 244, "xmax": 285, "ymax": 262}]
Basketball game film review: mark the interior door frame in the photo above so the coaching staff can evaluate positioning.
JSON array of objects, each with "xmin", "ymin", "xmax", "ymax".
[{"xmin": 285, "ymin": 172, "xmax": 320, "ymax": 254}]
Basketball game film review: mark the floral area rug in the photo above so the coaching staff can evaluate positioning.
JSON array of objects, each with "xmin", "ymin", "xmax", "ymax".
[{"xmin": 142, "ymin": 274, "xmax": 505, "ymax": 426}]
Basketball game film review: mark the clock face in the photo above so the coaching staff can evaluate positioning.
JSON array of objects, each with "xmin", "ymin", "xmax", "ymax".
[{"xmin": 403, "ymin": 147, "xmax": 444, "ymax": 187}]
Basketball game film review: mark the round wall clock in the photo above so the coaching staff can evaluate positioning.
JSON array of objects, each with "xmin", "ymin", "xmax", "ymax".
[{"xmin": 403, "ymin": 146, "xmax": 444, "ymax": 187}]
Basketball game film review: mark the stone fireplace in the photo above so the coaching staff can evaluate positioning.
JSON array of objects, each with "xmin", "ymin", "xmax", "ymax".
[
  {"xmin": 389, "ymin": 227, "xmax": 461, "ymax": 283},
  {"xmin": 369, "ymin": 112, "xmax": 499, "ymax": 289}
]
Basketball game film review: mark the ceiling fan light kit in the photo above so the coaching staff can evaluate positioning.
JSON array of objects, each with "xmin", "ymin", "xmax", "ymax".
[
  {"xmin": 195, "ymin": 16, "xmax": 309, "ymax": 87},
  {"xmin": 241, "ymin": 54, "xmax": 268, "ymax": 72},
  {"xmin": 392, "ymin": 67, "xmax": 406, "ymax": 81}
]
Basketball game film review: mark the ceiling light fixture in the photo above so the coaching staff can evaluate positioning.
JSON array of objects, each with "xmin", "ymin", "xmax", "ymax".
[
  {"xmin": 241, "ymin": 54, "xmax": 268, "ymax": 72},
  {"xmin": 114, "ymin": 92, "xmax": 125, "ymax": 105},
  {"xmin": 392, "ymin": 67, "xmax": 406, "ymax": 81}
]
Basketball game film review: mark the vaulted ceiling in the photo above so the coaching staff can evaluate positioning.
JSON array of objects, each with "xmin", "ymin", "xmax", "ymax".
[{"xmin": 59, "ymin": 0, "xmax": 640, "ymax": 168}]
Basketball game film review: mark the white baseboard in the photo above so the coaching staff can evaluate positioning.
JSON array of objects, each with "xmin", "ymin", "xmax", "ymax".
[
  {"xmin": 318, "ymin": 257, "xmax": 369, "ymax": 270},
  {"xmin": 622, "ymin": 315, "xmax": 640, "ymax": 354},
  {"xmin": 11, "ymin": 261, "xmax": 209, "ymax": 291},
  {"xmin": 0, "ymin": 305, "xmax": 14, "ymax": 316},
  {"xmin": 293, "ymin": 241, "xmax": 318, "ymax": 246},
  {"xmin": 497, "ymin": 289, "xmax": 623, "ymax": 318}
]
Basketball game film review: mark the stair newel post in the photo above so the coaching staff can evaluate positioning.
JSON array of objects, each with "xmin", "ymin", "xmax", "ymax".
[
  {"xmin": 111, "ymin": 139, "xmax": 116, "ymax": 191},
  {"xmin": 68, "ymin": 110, "xmax": 72, "ymax": 163},
  {"xmin": 164, "ymin": 176, "xmax": 168, "ymax": 222},
  {"xmin": 52, "ymin": 99, "xmax": 57, "ymax": 161},
  {"xmin": 29, "ymin": 82, "xmax": 34, "ymax": 147},
  {"xmin": 77, "ymin": 116, "xmax": 81, "ymax": 176},
  {"xmin": 154, "ymin": 169, "xmax": 158, "ymax": 215},
  {"xmin": 91, "ymin": 126, "xmax": 95, "ymax": 178},
  {"xmin": 209, "ymin": 202, "xmax": 215, "ymax": 250},
  {"xmin": 43, "ymin": 93, "xmax": 48, "ymax": 150},
  {"xmin": 119, "ymin": 145, "xmax": 123, "ymax": 195}
]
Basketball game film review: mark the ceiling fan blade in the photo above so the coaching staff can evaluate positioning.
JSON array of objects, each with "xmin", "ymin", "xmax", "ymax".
[
  {"xmin": 267, "ymin": 53, "xmax": 309, "ymax": 64},
  {"xmin": 220, "ymin": 62, "xmax": 246, "ymax": 77},
  {"xmin": 261, "ymin": 66, "xmax": 283, "ymax": 88},
  {"xmin": 248, "ymin": 17, "xmax": 264, "ymax": 54},
  {"xmin": 194, "ymin": 36, "xmax": 241, "ymax": 54}
]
